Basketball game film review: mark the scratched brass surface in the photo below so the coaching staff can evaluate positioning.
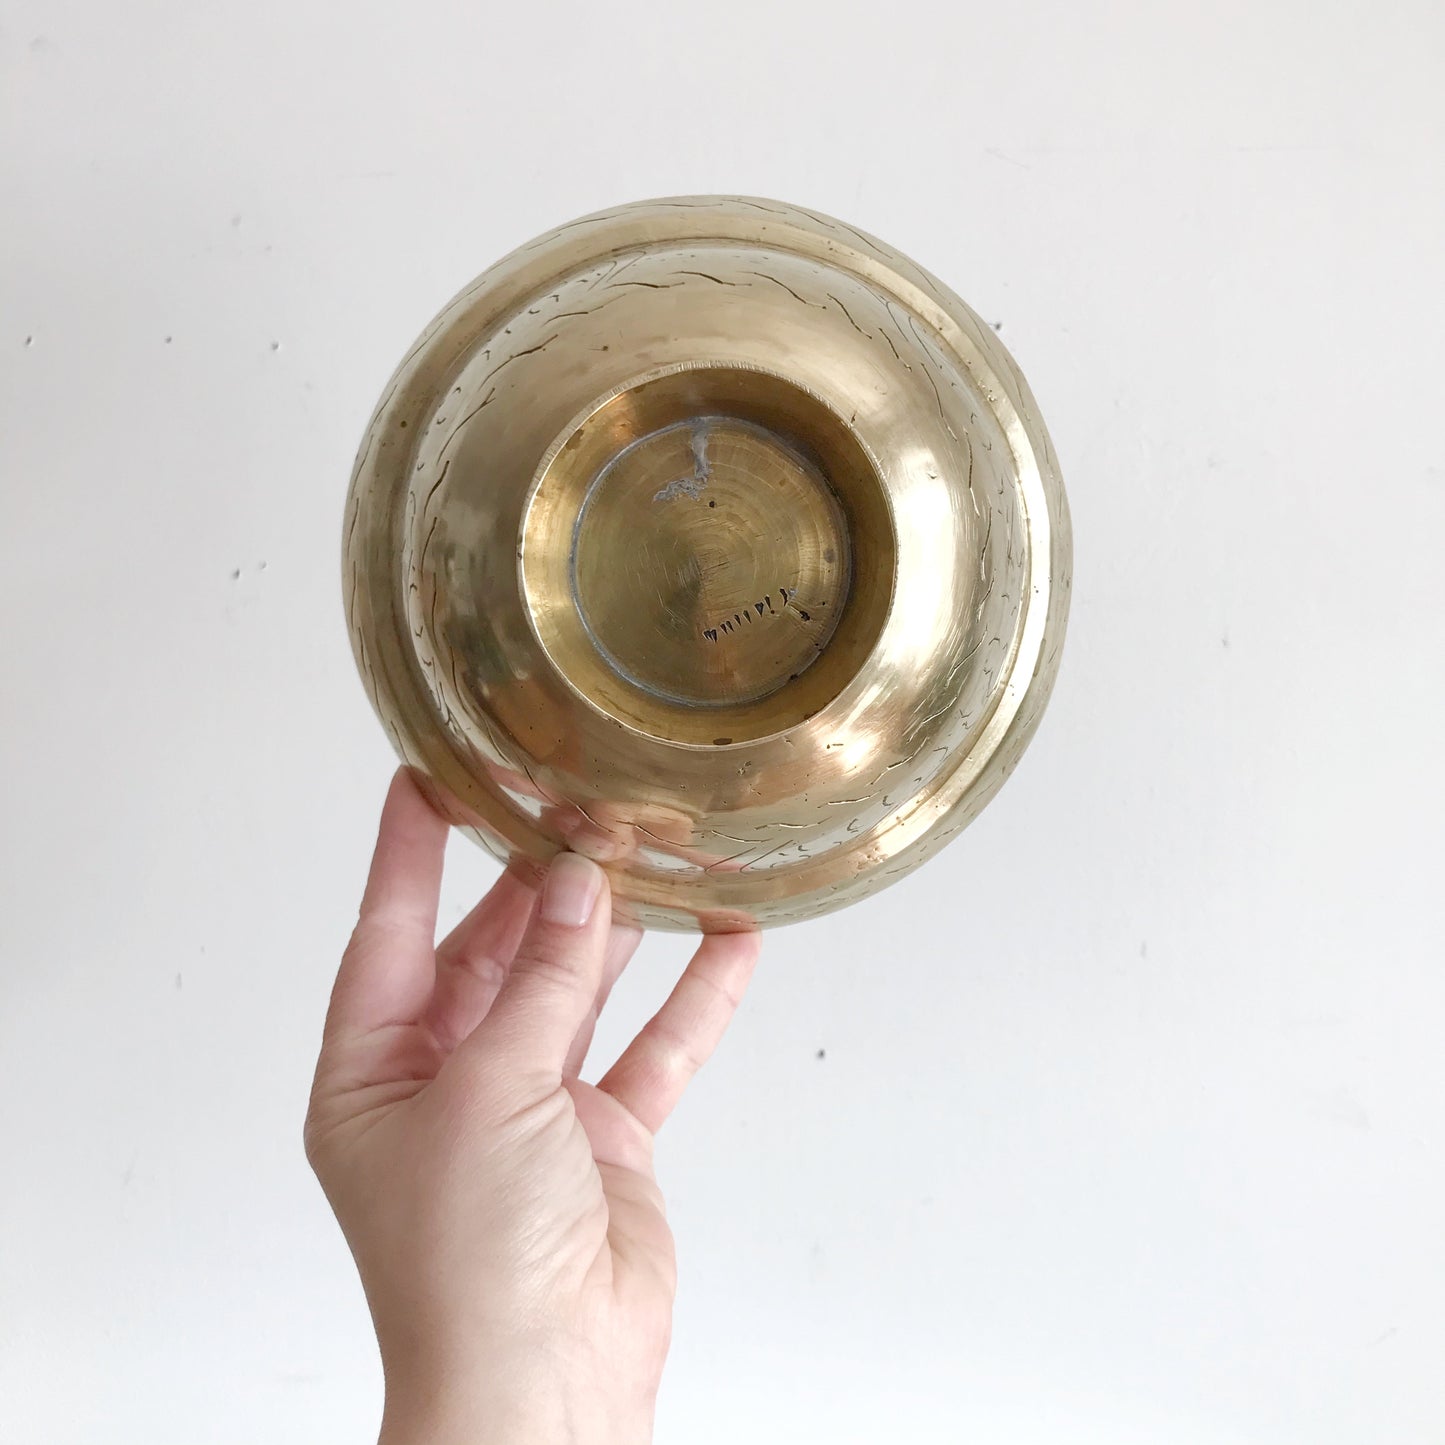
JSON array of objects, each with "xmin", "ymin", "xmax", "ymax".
[{"xmin": 343, "ymin": 196, "xmax": 1072, "ymax": 931}]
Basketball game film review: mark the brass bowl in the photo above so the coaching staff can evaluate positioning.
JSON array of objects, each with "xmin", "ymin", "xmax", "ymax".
[{"xmin": 344, "ymin": 195, "xmax": 1071, "ymax": 931}]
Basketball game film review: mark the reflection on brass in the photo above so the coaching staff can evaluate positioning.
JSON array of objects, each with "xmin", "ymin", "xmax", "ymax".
[{"xmin": 343, "ymin": 196, "xmax": 1072, "ymax": 931}]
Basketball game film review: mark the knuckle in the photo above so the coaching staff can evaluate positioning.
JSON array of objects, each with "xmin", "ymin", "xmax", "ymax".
[
  {"xmin": 462, "ymin": 951, "xmax": 509, "ymax": 993},
  {"xmin": 694, "ymin": 966, "xmax": 744, "ymax": 1010},
  {"xmin": 647, "ymin": 1018, "xmax": 704, "ymax": 1076},
  {"xmin": 511, "ymin": 937, "xmax": 586, "ymax": 993}
]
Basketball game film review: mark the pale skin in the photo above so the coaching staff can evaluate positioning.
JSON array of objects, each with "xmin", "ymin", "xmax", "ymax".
[{"xmin": 304, "ymin": 768, "xmax": 760, "ymax": 1445}]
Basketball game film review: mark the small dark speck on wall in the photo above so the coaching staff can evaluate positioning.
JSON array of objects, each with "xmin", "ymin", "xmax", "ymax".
[
  {"xmin": 231, "ymin": 568, "xmax": 241, "ymax": 581},
  {"xmin": 164, "ymin": 335, "xmax": 173, "ymax": 344},
  {"xmin": 270, "ymin": 340, "xmax": 282, "ymax": 352},
  {"xmin": 24, "ymin": 335, "xmax": 35, "ymax": 347},
  {"xmin": 175, "ymin": 973, "xmax": 183, "ymax": 990},
  {"xmin": 991, "ymin": 321, "xmax": 1003, "ymax": 331},
  {"xmin": 1139, "ymin": 940, "xmax": 1148, "ymax": 959},
  {"xmin": 816, "ymin": 1048, "xmax": 826, "ymax": 1061},
  {"xmin": 1222, "ymin": 633, "xmax": 1230, "ymax": 648}
]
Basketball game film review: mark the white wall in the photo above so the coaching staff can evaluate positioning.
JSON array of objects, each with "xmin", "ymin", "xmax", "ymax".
[{"xmin": 3, "ymin": 3, "xmax": 1442, "ymax": 1441}]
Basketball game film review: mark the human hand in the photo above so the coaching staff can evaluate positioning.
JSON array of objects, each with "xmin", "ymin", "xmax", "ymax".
[{"xmin": 304, "ymin": 768, "xmax": 760, "ymax": 1445}]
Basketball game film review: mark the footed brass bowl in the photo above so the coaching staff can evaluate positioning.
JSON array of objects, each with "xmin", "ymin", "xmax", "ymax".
[{"xmin": 344, "ymin": 195, "xmax": 1071, "ymax": 931}]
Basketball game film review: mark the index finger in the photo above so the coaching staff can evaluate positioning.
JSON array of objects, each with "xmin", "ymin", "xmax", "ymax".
[{"xmin": 324, "ymin": 767, "xmax": 448, "ymax": 1044}]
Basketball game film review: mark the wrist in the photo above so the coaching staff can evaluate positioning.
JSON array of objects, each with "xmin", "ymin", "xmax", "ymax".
[
  {"xmin": 377, "ymin": 1359, "xmax": 654, "ymax": 1445},
  {"xmin": 378, "ymin": 1392, "xmax": 576, "ymax": 1445}
]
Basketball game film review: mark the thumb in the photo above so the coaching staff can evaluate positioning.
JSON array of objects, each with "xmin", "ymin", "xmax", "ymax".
[{"xmin": 454, "ymin": 853, "xmax": 612, "ymax": 1079}]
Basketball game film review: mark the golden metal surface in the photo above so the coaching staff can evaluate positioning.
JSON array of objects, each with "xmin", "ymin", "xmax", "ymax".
[{"xmin": 343, "ymin": 196, "xmax": 1072, "ymax": 931}]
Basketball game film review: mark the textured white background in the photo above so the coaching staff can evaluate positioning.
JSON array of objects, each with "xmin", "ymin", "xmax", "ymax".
[{"xmin": 3, "ymin": 3, "xmax": 1443, "ymax": 1442}]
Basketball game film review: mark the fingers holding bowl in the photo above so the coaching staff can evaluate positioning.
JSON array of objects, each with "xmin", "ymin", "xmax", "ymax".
[{"xmin": 598, "ymin": 930, "xmax": 761, "ymax": 1134}]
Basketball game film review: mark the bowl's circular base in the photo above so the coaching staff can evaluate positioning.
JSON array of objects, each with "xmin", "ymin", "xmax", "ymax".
[
  {"xmin": 521, "ymin": 363, "xmax": 896, "ymax": 747},
  {"xmin": 570, "ymin": 414, "xmax": 849, "ymax": 712}
]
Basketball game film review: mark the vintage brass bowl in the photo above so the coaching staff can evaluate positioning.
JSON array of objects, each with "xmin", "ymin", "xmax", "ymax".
[{"xmin": 344, "ymin": 195, "xmax": 1071, "ymax": 931}]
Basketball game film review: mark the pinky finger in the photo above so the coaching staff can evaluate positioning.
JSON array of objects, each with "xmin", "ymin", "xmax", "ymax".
[{"xmin": 597, "ymin": 930, "xmax": 761, "ymax": 1134}]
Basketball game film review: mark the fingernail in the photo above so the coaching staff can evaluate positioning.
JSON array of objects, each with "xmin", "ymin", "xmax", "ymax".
[{"xmin": 541, "ymin": 852, "xmax": 603, "ymax": 928}]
